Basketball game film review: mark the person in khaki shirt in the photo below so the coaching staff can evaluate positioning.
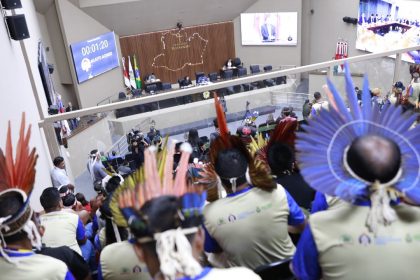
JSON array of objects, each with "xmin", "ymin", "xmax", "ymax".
[{"xmin": 292, "ymin": 68, "xmax": 420, "ymax": 280}]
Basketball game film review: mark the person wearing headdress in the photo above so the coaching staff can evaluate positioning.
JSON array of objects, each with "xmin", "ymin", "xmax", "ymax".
[
  {"xmin": 199, "ymin": 95, "xmax": 306, "ymax": 270},
  {"xmin": 112, "ymin": 141, "xmax": 261, "ymax": 279},
  {"xmin": 253, "ymin": 117, "xmax": 315, "ymax": 212},
  {"xmin": 87, "ymin": 149, "xmax": 108, "ymax": 184},
  {"xmin": 292, "ymin": 63, "xmax": 420, "ymax": 280},
  {"xmin": 0, "ymin": 114, "xmax": 75, "ymax": 279}
]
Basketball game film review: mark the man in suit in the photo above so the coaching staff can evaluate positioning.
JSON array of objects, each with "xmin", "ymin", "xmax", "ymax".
[{"xmin": 261, "ymin": 15, "xmax": 276, "ymax": 42}]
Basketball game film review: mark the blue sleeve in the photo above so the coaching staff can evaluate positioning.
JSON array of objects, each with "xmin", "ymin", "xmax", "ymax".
[
  {"xmin": 94, "ymin": 233, "xmax": 102, "ymax": 251},
  {"xmin": 76, "ymin": 218, "xmax": 86, "ymax": 241},
  {"xmin": 65, "ymin": 271, "xmax": 75, "ymax": 280},
  {"xmin": 92, "ymin": 214, "xmax": 99, "ymax": 234},
  {"xmin": 203, "ymin": 224, "xmax": 222, "ymax": 253},
  {"xmin": 292, "ymin": 225, "xmax": 322, "ymax": 280},
  {"xmin": 97, "ymin": 262, "xmax": 103, "ymax": 280},
  {"xmin": 311, "ymin": 192, "xmax": 329, "ymax": 214},
  {"xmin": 285, "ymin": 190, "xmax": 306, "ymax": 226}
]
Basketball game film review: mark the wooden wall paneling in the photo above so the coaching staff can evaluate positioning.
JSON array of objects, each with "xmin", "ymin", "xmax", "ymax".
[{"xmin": 119, "ymin": 21, "xmax": 236, "ymax": 84}]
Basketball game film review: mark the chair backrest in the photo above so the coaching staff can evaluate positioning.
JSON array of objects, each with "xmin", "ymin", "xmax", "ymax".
[
  {"xmin": 162, "ymin": 82, "xmax": 171, "ymax": 90},
  {"xmin": 118, "ymin": 92, "xmax": 126, "ymax": 100},
  {"xmin": 232, "ymin": 57, "xmax": 241, "ymax": 67},
  {"xmin": 208, "ymin": 72, "xmax": 218, "ymax": 82},
  {"xmin": 146, "ymin": 84, "xmax": 157, "ymax": 93},
  {"xmin": 223, "ymin": 69, "xmax": 233, "ymax": 79},
  {"xmin": 250, "ymin": 65, "xmax": 260, "ymax": 74},
  {"xmin": 195, "ymin": 72, "xmax": 205, "ymax": 83},
  {"xmin": 264, "ymin": 65, "xmax": 273, "ymax": 71},
  {"xmin": 132, "ymin": 89, "xmax": 141, "ymax": 97},
  {"xmin": 254, "ymin": 258, "xmax": 295, "ymax": 280},
  {"xmin": 238, "ymin": 67, "xmax": 247, "ymax": 77},
  {"xmin": 276, "ymin": 76, "xmax": 287, "ymax": 85}
]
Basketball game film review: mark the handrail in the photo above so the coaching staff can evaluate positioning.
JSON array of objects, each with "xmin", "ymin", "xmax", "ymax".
[{"xmin": 38, "ymin": 45, "xmax": 420, "ymax": 126}]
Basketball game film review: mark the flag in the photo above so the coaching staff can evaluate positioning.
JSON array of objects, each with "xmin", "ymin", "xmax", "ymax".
[
  {"xmin": 122, "ymin": 57, "xmax": 131, "ymax": 88},
  {"xmin": 133, "ymin": 55, "xmax": 142, "ymax": 89},
  {"xmin": 128, "ymin": 56, "xmax": 136, "ymax": 89}
]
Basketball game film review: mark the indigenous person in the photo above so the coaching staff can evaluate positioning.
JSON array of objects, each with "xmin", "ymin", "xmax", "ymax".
[
  {"xmin": 0, "ymin": 115, "xmax": 75, "ymax": 280},
  {"xmin": 40, "ymin": 187, "xmax": 87, "ymax": 255},
  {"xmin": 200, "ymin": 95, "xmax": 306, "ymax": 270},
  {"xmin": 114, "ymin": 142, "xmax": 261, "ymax": 280},
  {"xmin": 293, "ymin": 63, "xmax": 420, "ymax": 280}
]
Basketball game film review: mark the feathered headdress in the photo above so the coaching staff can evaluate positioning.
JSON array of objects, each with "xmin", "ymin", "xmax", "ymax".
[
  {"xmin": 111, "ymin": 141, "xmax": 206, "ymax": 280},
  {"xmin": 199, "ymin": 94, "xmax": 275, "ymax": 201},
  {"xmin": 296, "ymin": 63, "xmax": 420, "ymax": 235},
  {"xmin": 0, "ymin": 113, "xmax": 40, "ymax": 262},
  {"xmin": 251, "ymin": 117, "xmax": 298, "ymax": 168},
  {"xmin": 0, "ymin": 113, "xmax": 38, "ymax": 236}
]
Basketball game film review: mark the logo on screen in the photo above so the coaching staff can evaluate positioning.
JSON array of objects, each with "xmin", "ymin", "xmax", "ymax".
[{"xmin": 81, "ymin": 58, "xmax": 92, "ymax": 73}]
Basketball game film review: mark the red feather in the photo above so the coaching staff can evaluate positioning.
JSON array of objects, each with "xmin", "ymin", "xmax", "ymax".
[
  {"xmin": 267, "ymin": 117, "xmax": 298, "ymax": 150},
  {"xmin": 213, "ymin": 93, "xmax": 230, "ymax": 147},
  {"xmin": 0, "ymin": 113, "xmax": 38, "ymax": 195}
]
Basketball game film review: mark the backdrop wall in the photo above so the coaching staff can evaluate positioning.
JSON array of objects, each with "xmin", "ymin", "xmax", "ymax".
[{"xmin": 120, "ymin": 21, "xmax": 236, "ymax": 84}]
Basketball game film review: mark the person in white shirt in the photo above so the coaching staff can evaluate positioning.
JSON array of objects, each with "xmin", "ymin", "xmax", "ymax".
[
  {"xmin": 51, "ymin": 156, "xmax": 74, "ymax": 189},
  {"xmin": 40, "ymin": 187, "xmax": 87, "ymax": 255},
  {"xmin": 310, "ymin": 91, "xmax": 329, "ymax": 118}
]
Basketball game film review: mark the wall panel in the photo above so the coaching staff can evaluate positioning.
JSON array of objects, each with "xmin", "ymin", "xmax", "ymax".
[{"xmin": 120, "ymin": 21, "xmax": 236, "ymax": 83}]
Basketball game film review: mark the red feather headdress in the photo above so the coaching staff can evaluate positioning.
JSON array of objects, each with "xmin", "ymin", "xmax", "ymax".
[
  {"xmin": 0, "ymin": 113, "xmax": 38, "ymax": 236},
  {"xmin": 200, "ymin": 94, "xmax": 275, "ymax": 201}
]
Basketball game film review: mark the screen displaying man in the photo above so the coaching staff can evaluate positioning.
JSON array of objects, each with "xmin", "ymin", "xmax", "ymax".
[{"xmin": 261, "ymin": 14, "xmax": 276, "ymax": 42}]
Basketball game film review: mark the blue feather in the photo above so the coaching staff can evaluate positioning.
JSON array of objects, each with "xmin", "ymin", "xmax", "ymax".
[
  {"xmin": 344, "ymin": 63, "xmax": 362, "ymax": 121},
  {"xmin": 326, "ymin": 78, "xmax": 352, "ymax": 121}
]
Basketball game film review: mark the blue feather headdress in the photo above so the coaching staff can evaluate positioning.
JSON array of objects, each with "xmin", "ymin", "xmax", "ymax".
[{"xmin": 296, "ymin": 63, "xmax": 420, "ymax": 233}]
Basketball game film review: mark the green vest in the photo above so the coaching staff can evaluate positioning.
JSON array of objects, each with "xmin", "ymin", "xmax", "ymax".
[{"xmin": 310, "ymin": 202, "xmax": 420, "ymax": 280}]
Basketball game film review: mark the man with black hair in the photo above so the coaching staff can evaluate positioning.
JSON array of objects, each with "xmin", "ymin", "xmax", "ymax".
[
  {"xmin": 310, "ymin": 92, "xmax": 328, "ymax": 118},
  {"xmin": 267, "ymin": 142, "xmax": 315, "ymax": 211},
  {"xmin": 40, "ymin": 187, "xmax": 87, "ymax": 255},
  {"xmin": 87, "ymin": 150, "xmax": 108, "ymax": 183},
  {"xmin": 51, "ymin": 156, "xmax": 75, "ymax": 189}
]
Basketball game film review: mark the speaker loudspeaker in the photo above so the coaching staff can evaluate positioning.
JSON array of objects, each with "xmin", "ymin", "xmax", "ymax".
[
  {"xmin": 6, "ymin": 14, "xmax": 30, "ymax": 40},
  {"xmin": 1, "ymin": 0, "xmax": 22, "ymax": 9}
]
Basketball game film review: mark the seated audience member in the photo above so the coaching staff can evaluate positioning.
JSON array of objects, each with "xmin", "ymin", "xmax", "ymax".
[
  {"xmin": 310, "ymin": 91, "xmax": 328, "ymax": 118},
  {"xmin": 108, "ymin": 150, "xmax": 122, "ymax": 160},
  {"xmin": 292, "ymin": 65, "xmax": 420, "ymax": 280},
  {"xmin": 51, "ymin": 156, "xmax": 75, "ymax": 189},
  {"xmin": 40, "ymin": 187, "xmax": 87, "ymax": 255},
  {"xmin": 180, "ymin": 76, "xmax": 193, "ymax": 88},
  {"xmin": 76, "ymin": 193, "xmax": 92, "ymax": 212},
  {"xmin": 118, "ymin": 159, "xmax": 133, "ymax": 176},
  {"xmin": 209, "ymin": 118, "xmax": 220, "ymax": 144},
  {"xmin": 265, "ymin": 119, "xmax": 315, "ymax": 211},
  {"xmin": 0, "ymin": 117, "xmax": 75, "ymax": 280},
  {"xmin": 147, "ymin": 73, "xmax": 157, "ymax": 82},
  {"xmin": 87, "ymin": 150, "xmax": 108, "ymax": 184},
  {"xmin": 200, "ymin": 98, "xmax": 306, "ymax": 270},
  {"xmin": 115, "ymin": 142, "xmax": 261, "ymax": 280}
]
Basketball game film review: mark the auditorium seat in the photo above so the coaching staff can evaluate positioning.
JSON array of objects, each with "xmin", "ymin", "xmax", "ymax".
[
  {"xmin": 238, "ymin": 67, "xmax": 247, "ymax": 77},
  {"xmin": 146, "ymin": 84, "xmax": 157, "ymax": 93},
  {"xmin": 162, "ymin": 82, "xmax": 172, "ymax": 90},
  {"xmin": 223, "ymin": 69, "xmax": 233, "ymax": 79},
  {"xmin": 208, "ymin": 72, "xmax": 218, "ymax": 82},
  {"xmin": 232, "ymin": 57, "xmax": 242, "ymax": 67},
  {"xmin": 250, "ymin": 65, "xmax": 261, "ymax": 74},
  {"xmin": 195, "ymin": 72, "xmax": 205, "ymax": 83},
  {"xmin": 118, "ymin": 92, "xmax": 126, "ymax": 101},
  {"xmin": 263, "ymin": 65, "xmax": 273, "ymax": 71},
  {"xmin": 276, "ymin": 76, "xmax": 287, "ymax": 85},
  {"xmin": 233, "ymin": 84, "xmax": 242, "ymax": 93},
  {"xmin": 132, "ymin": 89, "xmax": 141, "ymax": 97},
  {"xmin": 254, "ymin": 258, "xmax": 295, "ymax": 280}
]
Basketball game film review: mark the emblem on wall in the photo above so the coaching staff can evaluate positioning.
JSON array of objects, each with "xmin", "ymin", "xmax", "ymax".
[{"xmin": 152, "ymin": 30, "xmax": 208, "ymax": 71}]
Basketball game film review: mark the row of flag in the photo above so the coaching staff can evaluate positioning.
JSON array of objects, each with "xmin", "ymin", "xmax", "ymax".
[{"xmin": 122, "ymin": 55, "xmax": 142, "ymax": 89}]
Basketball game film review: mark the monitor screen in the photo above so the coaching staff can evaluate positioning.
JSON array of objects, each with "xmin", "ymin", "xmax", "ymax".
[
  {"xmin": 240, "ymin": 12, "xmax": 298, "ymax": 46},
  {"xmin": 70, "ymin": 31, "xmax": 120, "ymax": 84},
  {"xmin": 356, "ymin": 0, "xmax": 420, "ymax": 63}
]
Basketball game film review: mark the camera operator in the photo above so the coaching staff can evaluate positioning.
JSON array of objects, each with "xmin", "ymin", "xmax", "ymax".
[{"xmin": 130, "ymin": 133, "xmax": 149, "ymax": 169}]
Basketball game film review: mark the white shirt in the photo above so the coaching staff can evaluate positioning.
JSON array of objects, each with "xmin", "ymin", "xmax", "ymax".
[{"xmin": 50, "ymin": 166, "xmax": 71, "ymax": 187}]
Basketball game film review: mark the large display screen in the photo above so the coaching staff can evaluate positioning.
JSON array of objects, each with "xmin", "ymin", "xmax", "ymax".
[
  {"xmin": 70, "ymin": 31, "xmax": 120, "ymax": 84},
  {"xmin": 356, "ymin": 0, "xmax": 420, "ymax": 63},
  {"xmin": 240, "ymin": 12, "xmax": 298, "ymax": 46}
]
